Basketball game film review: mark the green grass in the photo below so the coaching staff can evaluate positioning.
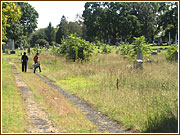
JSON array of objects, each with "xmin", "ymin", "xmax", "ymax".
[
  {"xmin": 5, "ymin": 54, "xmax": 98, "ymax": 133},
  {"xmin": 3, "ymin": 49, "xmax": 178, "ymax": 133},
  {"xmin": 39, "ymin": 51, "xmax": 178, "ymax": 133},
  {"xmin": 2, "ymin": 58, "xmax": 29, "ymax": 133}
]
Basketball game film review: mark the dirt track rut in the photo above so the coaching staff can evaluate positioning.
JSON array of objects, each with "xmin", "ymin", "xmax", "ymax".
[
  {"xmin": 36, "ymin": 73, "xmax": 129, "ymax": 133},
  {"xmin": 9, "ymin": 61, "xmax": 60, "ymax": 133}
]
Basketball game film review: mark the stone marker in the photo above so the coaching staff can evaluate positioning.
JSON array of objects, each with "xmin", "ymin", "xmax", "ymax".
[
  {"xmin": 7, "ymin": 39, "xmax": 15, "ymax": 54},
  {"xmin": 2, "ymin": 45, "xmax": 5, "ymax": 53},
  {"xmin": 168, "ymin": 32, "xmax": 171, "ymax": 45},
  {"xmin": 174, "ymin": 50, "xmax": 178, "ymax": 61},
  {"xmin": 6, "ymin": 49, "xmax": 8, "ymax": 54},
  {"xmin": 157, "ymin": 49, "xmax": 161, "ymax": 53},
  {"xmin": 175, "ymin": 33, "xmax": 178, "ymax": 44},
  {"xmin": 151, "ymin": 52, "xmax": 157, "ymax": 55},
  {"xmin": 116, "ymin": 50, "xmax": 119, "ymax": 54},
  {"xmin": 134, "ymin": 48, "xmax": 143, "ymax": 69}
]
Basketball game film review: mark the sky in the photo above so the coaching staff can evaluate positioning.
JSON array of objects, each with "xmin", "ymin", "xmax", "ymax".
[{"xmin": 27, "ymin": 1, "xmax": 86, "ymax": 29}]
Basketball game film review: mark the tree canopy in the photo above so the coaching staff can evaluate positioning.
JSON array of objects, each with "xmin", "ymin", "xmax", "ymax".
[{"xmin": 82, "ymin": 2, "xmax": 178, "ymax": 44}]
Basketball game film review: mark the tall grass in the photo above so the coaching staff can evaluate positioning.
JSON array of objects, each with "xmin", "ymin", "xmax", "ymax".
[{"xmin": 30, "ymin": 51, "xmax": 179, "ymax": 132}]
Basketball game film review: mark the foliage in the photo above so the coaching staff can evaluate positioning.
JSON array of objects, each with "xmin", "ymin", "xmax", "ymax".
[
  {"xmin": 33, "ymin": 44, "xmax": 42, "ymax": 54},
  {"xmin": 60, "ymin": 33, "xmax": 94, "ymax": 62},
  {"xmin": 82, "ymin": 2, "xmax": 178, "ymax": 43},
  {"xmin": 119, "ymin": 44, "xmax": 132, "ymax": 55},
  {"xmin": 45, "ymin": 22, "xmax": 55, "ymax": 45},
  {"xmin": 29, "ymin": 28, "xmax": 46, "ymax": 47},
  {"xmin": 6, "ymin": 21, "xmax": 23, "ymax": 41},
  {"xmin": 129, "ymin": 36, "xmax": 152, "ymax": 61},
  {"xmin": 17, "ymin": 2, "xmax": 38, "ymax": 36},
  {"xmin": 2, "ymin": 2, "xmax": 22, "ymax": 41},
  {"xmin": 56, "ymin": 15, "xmax": 69, "ymax": 44},
  {"xmin": 165, "ymin": 44, "xmax": 178, "ymax": 61},
  {"xmin": 101, "ymin": 44, "xmax": 112, "ymax": 54},
  {"xmin": 56, "ymin": 16, "xmax": 83, "ymax": 44},
  {"xmin": 36, "ymin": 39, "xmax": 48, "ymax": 47}
]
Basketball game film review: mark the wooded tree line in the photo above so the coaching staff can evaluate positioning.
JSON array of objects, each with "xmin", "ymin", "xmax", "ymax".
[
  {"xmin": 82, "ymin": 2, "xmax": 178, "ymax": 44},
  {"xmin": 2, "ymin": 2, "xmax": 178, "ymax": 48}
]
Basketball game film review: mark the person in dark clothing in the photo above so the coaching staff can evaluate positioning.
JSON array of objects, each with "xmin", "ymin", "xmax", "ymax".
[
  {"xmin": 33, "ymin": 53, "xmax": 41, "ymax": 73},
  {"xmin": 21, "ymin": 52, "xmax": 28, "ymax": 72}
]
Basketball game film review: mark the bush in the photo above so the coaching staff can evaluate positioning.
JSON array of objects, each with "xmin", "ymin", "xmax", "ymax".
[
  {"xmin": 101, "ymin": 44, "xmax": 112, "ymax": 54},
  {"xmin": 60, "ymin": 33, "xmax": 94, "ymax": 62},
  {"xmin": 129, "ymin": 36, "xmax": 151, "ymax": 61},
  {"xmin": 165, "ymin": 44, "xmax": 178, "ymax": 61},
  {"xmin": 36, "ymin": 39, "xmax": 48, "ymax": 47},
  {"xmin": 119, "ymin": 44, "xmax": 132, "ymax": 55}
]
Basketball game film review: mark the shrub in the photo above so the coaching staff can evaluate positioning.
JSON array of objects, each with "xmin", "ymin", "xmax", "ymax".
[
  {"xmin": 129, "ymin": 36, "xmax": 151, "ymax": 61},
  {"xmin": 36, "ymin": 39, "xmax": 48, "ymax": 47},
  {"xmin": 101, "ymin": 44, "xmax": 112, "ymax": 54},
  {"xmin": 119, "ymin": 44, "xmax": 132, "ymax": 55},
  {"xmin": 165, "ymin": 44, "xmax": 178, "ymax": 61},
  {"xmin": 60, "ymin": 33, "xmax": 94, "ymax": 62}
]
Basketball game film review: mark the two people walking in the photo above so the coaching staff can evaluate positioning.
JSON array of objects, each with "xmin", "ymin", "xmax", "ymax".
[{"xmin": 21, "ymin": 52, "xmax": 41, "ymax": 73}]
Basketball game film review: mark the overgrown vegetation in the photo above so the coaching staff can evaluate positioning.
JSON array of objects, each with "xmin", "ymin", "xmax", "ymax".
[
  {"xmin": 37, "ymin": 50, "xmax": 178, "ymax": 133},
  {"xmin": 59, "ymin": 33, "xmax": 94, "ymax": 62},
  {"xmin": 165, "ymin": 44, "xmax": 178, "ymax": 61}
]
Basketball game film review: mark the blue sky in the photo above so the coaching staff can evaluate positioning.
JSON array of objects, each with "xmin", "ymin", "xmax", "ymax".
[{"xmin": 28, "ymin": 1, "xmax": 86, "ymax": 29}]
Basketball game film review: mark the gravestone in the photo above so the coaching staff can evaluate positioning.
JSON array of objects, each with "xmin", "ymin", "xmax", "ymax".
[
  {"xmin": 175, "ymin": 33, "xmax": 178, "ymax": 44},
  {"xmin": 7, "ymin": 39, "xmax": 15, "ymax": 54},
  {"xmin": 6, "ymin": 49, "xmax": 8, "ymax": 54},
  {"xmin": 151, "ymin": 52, "xmax": 157, "ymax": 55},
  {"xmin": 157, "ymin": 49, "xmax": 161, "ymax": 53},
  {"xmin": 116, "ymin": 50, "xmax": 119, "ymax": 54},
  {"xmin": 134, "ymin": 48, "xmax": 143, "ymax": 69},
  {"xmin": 174, "ymin": 50, "xmax": 178, "ymax": 61},
  {"xmin": 168, "ymin": 32, "xmax": 171, "ymax": 45},
  {"xmin": 2, "ymin": 45, "xmax": 5, "ymax": 53}
]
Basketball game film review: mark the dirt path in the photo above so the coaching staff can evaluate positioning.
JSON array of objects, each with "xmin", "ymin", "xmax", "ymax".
[
  {"xmin": 36, "ymin": 73, "xmax": 130, "ymax": 133},
  {"xmin": 8, "ymin": 61, "xmax": 60, "ymax": 133}
]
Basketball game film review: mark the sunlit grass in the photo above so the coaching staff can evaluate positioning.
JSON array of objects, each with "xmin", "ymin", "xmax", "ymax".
[
  {"xmin": 39, "ymin": 51, "xmax": 178, "ymax": 133},
  {"xmin": 9, "ymin": 56, "xmax": 98, "ymax": 133},
  {"xmin": 2, "ymin": 57, "xmax": 29, "ymax": 133}
]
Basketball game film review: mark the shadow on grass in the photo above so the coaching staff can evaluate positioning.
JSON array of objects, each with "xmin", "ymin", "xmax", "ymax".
[{"xmin": 144, "ymin": 113, "xmax": 178, "ymax": 133}]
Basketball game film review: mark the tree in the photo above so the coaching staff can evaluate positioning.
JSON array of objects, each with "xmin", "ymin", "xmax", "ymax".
[
  {"xmin": 4, "ymin": 2, "xmax": 38, "ymax": 48},
  {"xmin": 17, "ymin": 2, "xmax": 39, "ymax": 36},
  {"xmin": 56, "ymin": 15, "xmax": 69, "ymax": 44},
  {"xmin": 68, "ymin": 21, "xmax": 83, "ymax": 37},
  {"xmin": 36, "ymin": 39, "xmax": 48, "ymax": 47},
  {"xmin": 2, "ymin": 2, "xmax": 22, "ymax": 41},
  {"xmin": 45, "ymin": 22, "xmax": 55, "ymax": 45},
  {"xmin": 158, "ymin": 2, "xmax": 178, "ymax": 41},
  {"xmin": 29, "ymin": 28, "xmax": 46, "ymax": 47}
]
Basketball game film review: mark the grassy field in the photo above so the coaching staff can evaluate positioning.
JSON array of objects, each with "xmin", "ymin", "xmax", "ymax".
[
  {"xmin": 2, "ymin": 53, "xmax": 98, "ymax": 133},
  {"xmin": 2, "ymin": 48, "xmax": 178, "ymax": 133},
  {"xmin": 2, "ymin": 58, "xmax": 29, "ymax": 133},
  {"xmin": 35, "ymin": 50, "xmax": 178, "ymax": 133}
]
